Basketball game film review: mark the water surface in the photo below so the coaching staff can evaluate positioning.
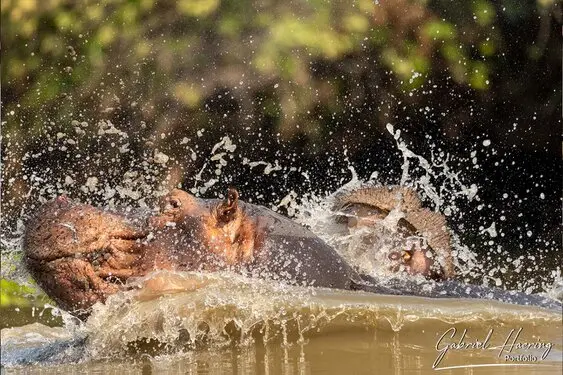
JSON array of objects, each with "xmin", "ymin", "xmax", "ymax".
[{"xmin": 2, "ymin": 272, "xmax": 561, "ymax": 374}]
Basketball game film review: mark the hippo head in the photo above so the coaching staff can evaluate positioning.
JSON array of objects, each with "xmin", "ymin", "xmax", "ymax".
[
  {"xmin": 147, "ymin": 188, "xmax": 261, "ymax": 265},
  {"xmin": 23, "ymin": 196, "xmax": 149, "ymax": 314},
  {"xmin": 23, "ymin": 189, "xmax": 261, "ymax": 315}
]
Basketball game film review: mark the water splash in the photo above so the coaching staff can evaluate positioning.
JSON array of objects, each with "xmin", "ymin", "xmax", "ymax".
[
  {"xmin": 2, "ymin": 271, "xmax": 561, "ymax": 367},
  {"xmin": 2, "ymin": 117, "xmax": 560, "ymax": 302}
]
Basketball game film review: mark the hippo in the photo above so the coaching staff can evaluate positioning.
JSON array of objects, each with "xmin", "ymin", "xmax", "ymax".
[
  {"xmin": 23, "ymin": 186, "xmax": 561, "ymax": 316},
  {"xmin": 331, "ymin": 186, "xmax": 455, "ymax": 280}
]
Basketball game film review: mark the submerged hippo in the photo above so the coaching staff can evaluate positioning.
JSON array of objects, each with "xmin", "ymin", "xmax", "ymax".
[
  {"xmin": 332, "ymin": 186, "xmax": 455, "ymax": 280},
  {"xmin": 23, "ymin": 187, "xmax": 561, "ymax": 316}
]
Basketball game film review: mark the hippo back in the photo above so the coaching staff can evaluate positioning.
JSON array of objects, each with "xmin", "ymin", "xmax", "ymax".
[{"xmin": 241, "ymin": 202, "xmax": 358, "ymax": 290}]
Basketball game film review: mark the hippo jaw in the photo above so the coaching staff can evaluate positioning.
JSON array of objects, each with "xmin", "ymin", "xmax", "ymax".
[{"xmin": 23, "ymin": 196, "xmax": 151, "ymax": 314}]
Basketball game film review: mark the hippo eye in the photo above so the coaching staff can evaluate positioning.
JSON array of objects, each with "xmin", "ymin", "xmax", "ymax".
[
  {"xmin": 165, "ymin": 197, "xmax": 181, "ymax": 211},
  {"xmin": 402, "ymin": 250, "xmax": 412, "ymax": 262}
]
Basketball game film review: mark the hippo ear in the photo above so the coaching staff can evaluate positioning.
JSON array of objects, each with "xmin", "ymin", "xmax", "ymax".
[
  {"xmin": 216, "ymin": 188, "xmax": 240, "ymax": 224},
  {"xmin": 226, "ymin": 187, "xmax": 239, "ymax": 207}
]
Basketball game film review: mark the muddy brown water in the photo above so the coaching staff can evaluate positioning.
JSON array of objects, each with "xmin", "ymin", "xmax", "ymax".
[{"xmin": 1, "ymin": 272, "xmax": 561, "ymax": 374}]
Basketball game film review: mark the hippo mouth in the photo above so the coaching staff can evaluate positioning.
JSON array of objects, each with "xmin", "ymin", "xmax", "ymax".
[{"xmin": 23, "ymin": 196, "xmax": 152, "ymax": 314}]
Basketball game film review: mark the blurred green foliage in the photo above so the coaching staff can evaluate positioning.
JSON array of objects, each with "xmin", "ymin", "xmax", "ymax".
[
  {"xmin": 2, "ymin": 0, "xmax": 559, "ymax": 138},
  {"xmin": 0, "ymin": 279, "xmax": 47, "ymax": 308},
  {"xmin": 0, "ymin": 279, "xmax": 61, "ymax": 329},
  {"xmin": 2, "ymin": 0, "xmax": 533, "ymax": 137}
]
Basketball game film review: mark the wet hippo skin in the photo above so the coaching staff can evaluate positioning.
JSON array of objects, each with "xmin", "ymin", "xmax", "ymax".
[
  {"xmin": 23, "ymin": 189, "xmax": 360, "ymax": 314},
  {"xmin": 331, "ymin": 186, "xmax": 455, "ymax": 280},
  {"xmin": 23, "ymin": 196, "xmax": 149, "ymax": 312},
  {"xmin": 23, "ymin": 187, "xmax": 561, "ymax": 316}
]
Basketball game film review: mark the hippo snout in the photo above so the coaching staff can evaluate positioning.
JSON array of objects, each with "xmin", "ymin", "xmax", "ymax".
[{"xmin": 23, "ymin": 197, "xmax": 149, "ymax": 314}]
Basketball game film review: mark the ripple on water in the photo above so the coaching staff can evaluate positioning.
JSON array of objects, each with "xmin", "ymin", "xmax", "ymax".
[{"xmin": 2, "ymin": 271, "xmax": 561, "ymax": 370}]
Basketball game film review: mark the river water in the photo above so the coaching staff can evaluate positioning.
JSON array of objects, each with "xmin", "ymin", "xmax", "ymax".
[{"xmin": 1, "ymin": 272, "xmax": 562, "ymax": 374}]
